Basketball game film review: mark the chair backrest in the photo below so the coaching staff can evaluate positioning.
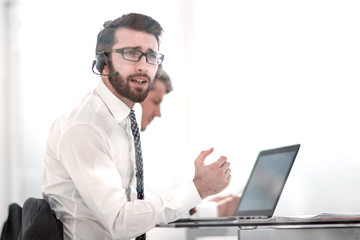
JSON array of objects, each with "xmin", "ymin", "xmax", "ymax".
[
  {"xmin": 1, "ymin": 198, "xmax": 63, "ymax": 240},
  {"xmin": 18, "ymin": 198, "xmax": 63, "ymax": 240},
  {"xmin": 0, "ymin": 203, "xmax": 22, "ymax": 240}
]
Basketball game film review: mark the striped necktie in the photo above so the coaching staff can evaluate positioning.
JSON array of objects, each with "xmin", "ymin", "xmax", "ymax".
[{"xmin": 129, "ymin": 110, "xmax": 146, "ymax": 240}]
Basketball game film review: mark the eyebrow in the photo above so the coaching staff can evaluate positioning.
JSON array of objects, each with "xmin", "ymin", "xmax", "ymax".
[{"xmin": 128, "ymin": 46, "xmax": 157, "ymax": 53}]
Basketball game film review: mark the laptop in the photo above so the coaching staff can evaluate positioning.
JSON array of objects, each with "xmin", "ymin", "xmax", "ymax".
[{"xmin": 174, "ymin": 144, "xmax": 300, "ymax": 223}]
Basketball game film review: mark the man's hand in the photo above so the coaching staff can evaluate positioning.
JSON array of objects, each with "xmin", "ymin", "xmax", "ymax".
[
  {"xmin": 212, "ymin": 194, "xmax": 242, "ymax": 217},
  {"xmin": 193, "ymin": 148, "xmax": 231, "ymax": 199}
]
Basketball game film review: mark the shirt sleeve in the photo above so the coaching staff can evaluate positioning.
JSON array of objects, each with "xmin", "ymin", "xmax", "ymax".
[
  {"xmin": 58, "ymin": 124, "xmax": 201, "ymax": 239},
  {"xmin": 192, "ymin": 201, "xmax": 218, "ymax": 218}
]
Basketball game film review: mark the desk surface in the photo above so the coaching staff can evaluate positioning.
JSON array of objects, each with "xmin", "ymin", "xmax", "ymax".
[{"xmin": 158, "ymin": 214, "xmax": 360, "ymax": 229}]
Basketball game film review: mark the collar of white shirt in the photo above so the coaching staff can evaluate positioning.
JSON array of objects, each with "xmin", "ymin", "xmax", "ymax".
[{"xmin": 95, "ymin": 81, "xmax": 130, "ymax": 123}]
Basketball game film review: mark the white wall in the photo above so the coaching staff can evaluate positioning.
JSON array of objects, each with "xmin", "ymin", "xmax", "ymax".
[
  {"xmin": 144, "ymin": 0, "xmax": 360, "ymax": 217},
  {"xmin": 1, "ymin": 0, "xmax": 21, "ymax": 221},
  {"xmin": 0, "ymin": 0, "xmax": 6, "ymax": 220},
  {"xmin": 1, "ymin": 0, "xmax": 360, "ymax": 237}
]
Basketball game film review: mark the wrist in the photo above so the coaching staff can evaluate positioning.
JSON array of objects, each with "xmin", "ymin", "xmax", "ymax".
[{"xmin": 193, "ymin": 178, "xmax": 207, "ymax": 199}]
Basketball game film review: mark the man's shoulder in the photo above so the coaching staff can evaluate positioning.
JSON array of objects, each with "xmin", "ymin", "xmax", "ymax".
[
  {"xmin": 53, "ymin": 91, "xmax": 115, "ymax": 135},
  {"xmin": 69, "ymin": 91, "xmax": 111, "ymax": 124}
]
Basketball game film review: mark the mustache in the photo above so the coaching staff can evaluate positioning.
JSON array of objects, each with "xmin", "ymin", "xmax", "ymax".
[{"xmin": 126, "ymin": 73, "xmax": 152, "ymax": 82}]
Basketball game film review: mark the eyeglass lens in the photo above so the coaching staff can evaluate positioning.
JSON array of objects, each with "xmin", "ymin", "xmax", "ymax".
[{"xmin": 122, "ymin": 48, "xmax": 163, "ymax": 65}]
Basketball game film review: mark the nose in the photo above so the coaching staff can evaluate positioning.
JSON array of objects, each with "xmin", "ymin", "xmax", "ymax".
[{"xmin": 136, "ymin": 54, "xmax": 150, "ymax": 73}]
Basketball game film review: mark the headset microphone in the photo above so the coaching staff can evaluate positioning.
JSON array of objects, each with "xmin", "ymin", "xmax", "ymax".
[{"xmin": 91, "ymin": 60, "xmax": 119, "ymax": 77}]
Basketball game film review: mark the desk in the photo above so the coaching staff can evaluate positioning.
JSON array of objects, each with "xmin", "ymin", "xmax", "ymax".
[{"xmin": 157, "ymin": 215, "xmax": 360, "ymax": 240}]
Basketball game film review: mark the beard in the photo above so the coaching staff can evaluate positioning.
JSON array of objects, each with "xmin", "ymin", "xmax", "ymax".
[{"xmin": 108, "ymin": 65, "xmax": 152, "ymax": 103}]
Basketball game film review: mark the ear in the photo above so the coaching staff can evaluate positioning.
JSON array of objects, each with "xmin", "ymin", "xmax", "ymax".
[{"xmin": 101, "ymin": 54, "xmax": 112, "ymax": 75}]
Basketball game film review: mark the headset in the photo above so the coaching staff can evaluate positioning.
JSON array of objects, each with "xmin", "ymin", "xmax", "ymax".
[{"xmin": 92, "ymin": 52, "xmax": 163, "ymax": 78}]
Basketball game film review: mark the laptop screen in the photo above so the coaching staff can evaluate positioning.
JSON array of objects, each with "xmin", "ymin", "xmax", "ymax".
[{"xmin": 234, "ymin": 144, "xmax": 300, "ymax": 218}]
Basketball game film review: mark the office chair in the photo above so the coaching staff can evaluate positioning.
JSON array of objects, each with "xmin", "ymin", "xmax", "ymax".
[
  {"xmin": 1, "ymin": 198, "xmax": 63, "ymax": 240},
  {"xmin": 0, "ymin": 203, "xmax": 22, "ymax": 240}
]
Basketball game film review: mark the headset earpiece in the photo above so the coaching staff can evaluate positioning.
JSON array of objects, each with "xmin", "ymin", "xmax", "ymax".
[
  {"xmin": 155, "ymin": 64, "xmax": 163, "ymax": 79},
  {"xmin": 95, "ymin": 53, "xmax": 106, "ymax": 73}
]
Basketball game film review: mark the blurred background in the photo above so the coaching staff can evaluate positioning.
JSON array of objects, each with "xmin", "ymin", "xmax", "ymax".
[{"xmin": 1, "ymin": 0, "xmax": 360, "ymax": 238}]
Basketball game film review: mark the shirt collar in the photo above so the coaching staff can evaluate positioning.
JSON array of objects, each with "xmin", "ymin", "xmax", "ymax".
[
  {"xmin": 95, "ymin": 81, "xmax": 130, "ymax": 123},
  {"xmin": 133, "ymin": 103, "xmax": 143, "ymax": 129}
]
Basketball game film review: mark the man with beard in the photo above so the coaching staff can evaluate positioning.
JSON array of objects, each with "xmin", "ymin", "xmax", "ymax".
[{"xmin": 42, "ymin": 13, "xmax": 231, "ymax": 240}]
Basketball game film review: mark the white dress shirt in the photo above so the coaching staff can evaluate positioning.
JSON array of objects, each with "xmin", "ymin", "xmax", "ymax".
[{"xmin": 42, "ymin": 81, "xmax": 202, "ymax": 240}]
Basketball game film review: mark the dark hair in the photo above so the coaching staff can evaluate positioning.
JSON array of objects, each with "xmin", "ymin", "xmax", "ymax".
[
  {"xmin": 96, "ymin": 13, "xmax": 163, "ymax": 54},
  {"xmin": 150, "ymin": 70, "xmax": 173, "ymax": 94}
]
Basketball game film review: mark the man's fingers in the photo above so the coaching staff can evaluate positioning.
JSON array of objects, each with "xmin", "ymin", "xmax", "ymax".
[
  {"xmin": 226, "ymin": 174, "xmax": 232, "ymax": 182},
  {"xmin": 193, "ymin": 151, "xmax": 231, "ymax": 199},
  {"xmin": 195, "ymin": 147, "xmax": 214, "ymax": 166},
  {"xmin": 225, "ymin": 168, "xmax": 231, "ymax": 179},
  {"xmin": 214, "ymin": 156, "xmax": 228, "ymax": 168}
]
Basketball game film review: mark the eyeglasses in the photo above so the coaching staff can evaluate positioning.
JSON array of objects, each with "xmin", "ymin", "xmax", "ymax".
[{"xmin": 102, "ymin": 48, "xmax": 164, "ymax": 65}]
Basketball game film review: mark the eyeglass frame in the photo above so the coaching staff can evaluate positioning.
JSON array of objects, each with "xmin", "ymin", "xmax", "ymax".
[{"xmin": 100, "ymin": 48, "xmax": 164, "ymax": 66}]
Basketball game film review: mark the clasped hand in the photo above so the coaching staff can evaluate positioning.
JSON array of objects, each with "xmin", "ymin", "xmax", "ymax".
[{"xmin": 193, "ymin": 148, "xmax": 231, "ymax": 199}]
